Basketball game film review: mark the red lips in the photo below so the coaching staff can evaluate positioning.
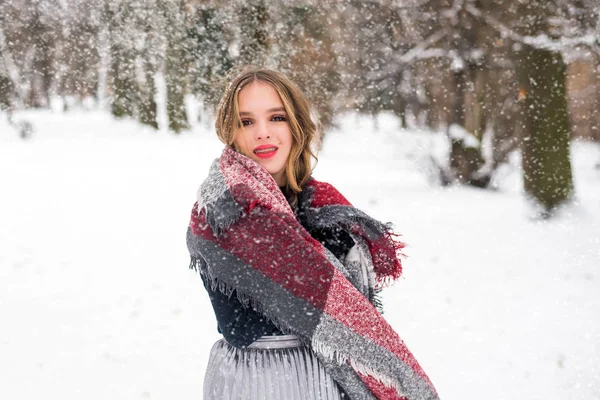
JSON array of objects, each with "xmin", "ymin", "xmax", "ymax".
[{"xmin": 253, "ymin": 144, "xmax": 279, "ymax": 159}]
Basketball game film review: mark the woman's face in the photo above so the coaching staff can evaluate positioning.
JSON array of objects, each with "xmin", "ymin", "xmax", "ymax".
[{"xmin": 233, "ymin": 81, "xmax": 293, "ymax": 186}]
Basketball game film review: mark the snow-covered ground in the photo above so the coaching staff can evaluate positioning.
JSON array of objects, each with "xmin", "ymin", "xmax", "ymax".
[{"xmin": 1, "ymin": 109, "xmax": 599, "ymax": 400}]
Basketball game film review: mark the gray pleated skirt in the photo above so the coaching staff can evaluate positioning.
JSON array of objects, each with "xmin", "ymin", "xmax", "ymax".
[{"xmin": 203, "ymin": 335, "xmax": 344, "ymax": 399}]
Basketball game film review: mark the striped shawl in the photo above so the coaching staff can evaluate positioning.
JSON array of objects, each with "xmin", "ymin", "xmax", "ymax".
[{"xmin": 187, "ymin": 146, "xmax": 439, "ymax": 400}]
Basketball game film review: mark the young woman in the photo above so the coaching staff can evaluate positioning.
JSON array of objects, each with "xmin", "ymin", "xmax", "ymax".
[{"xmin": 186, "ymin": 68, "xmax": 439, "ymax": 400}]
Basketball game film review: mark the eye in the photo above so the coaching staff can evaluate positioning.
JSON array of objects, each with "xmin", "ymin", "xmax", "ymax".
[
  {"xmin": 271, "ymin": 115, "xmax": 287, "ymax": 122},
  {"xmin": 241, "ymin": 119, "xmax": 252, "ymax": 126}
]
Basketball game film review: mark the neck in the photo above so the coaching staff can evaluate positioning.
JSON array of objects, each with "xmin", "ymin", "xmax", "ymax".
[{"xmin": 272, "ymin": 173, "xmax": 286, "ymax": 186}]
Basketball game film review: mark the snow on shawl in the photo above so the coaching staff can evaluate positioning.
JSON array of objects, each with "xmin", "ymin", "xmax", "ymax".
[{"xmin": 186, "ymin": 146, "xmax": 439, "ymax": 400}]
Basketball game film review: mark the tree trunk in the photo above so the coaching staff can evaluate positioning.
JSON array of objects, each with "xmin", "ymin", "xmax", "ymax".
[
  {"xmin": 28, "ymin": 7, "xmax": 55, "ymax": 108},
  {"xmin": 188, "ymin": 6, "xmax": 233, "ymax": 110},
  {"xmin": 237, "ymin": 1, "xmax": 270, "ymax": 67},
  {"xmin": 516, "ymin": 46, "xmax": 574, "ymax": 213},
  {"xmin": 109, "ymin": 46, "xmax": 136, "ymax": 118},
  {"xmin": 138, "ymin": 68, "xmax": 158, "ymax": 129},
  {"xmin": 138, "ymin": 26, "xmax": 158, "ymax": 130},
  {"xmin": 164, "ymin": 2, "xmax": 189, "ymax": 134},
  {"xmin": 448, "ymin": 65, "xmax": 489, "ymax": 187},
  {"xmin": 107, "ymin": 2, "xmax": 136, "ymax": 119},
  {"xmin": 0, "ymin": 73, "xmax": 13, "ymax": 110}
]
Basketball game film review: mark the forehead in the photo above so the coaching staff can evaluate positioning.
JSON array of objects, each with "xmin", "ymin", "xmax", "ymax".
[{"xmin": 237, "ymin": 81, "xmax": 284, "ymax": 111}]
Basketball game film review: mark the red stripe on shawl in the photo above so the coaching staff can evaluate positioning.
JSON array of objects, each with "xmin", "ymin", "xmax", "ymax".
[
  {"xmin": 193, "ymin": 206, "xmax": 333, "ymax": 308},
  {"xmin": 324, "ymin": 268, "xmax": 433, "ymax": 385},
  {"xmin": 359, "ymin": 374, "xmax": 408, "ymax": 400},
  {"xmin": 307, "ymin": 179, "xmax": 404, "ymax": 283},
  {"xmin": 368, "ymin": 233, "xmax": 405, "ymax": 282},
  {"xmin": 220, "ymin": 148, "xmax": 292, "ymax": 217},
  {"xmin": 306, "ymin": 179, "xmax": 352, "ymax": 207},
  {"xmin": 189, "ymin": 204, "xmax": 206, "ymax": 236}
]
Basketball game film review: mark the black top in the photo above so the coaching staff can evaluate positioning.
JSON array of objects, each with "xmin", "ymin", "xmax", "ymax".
[{"xmin": 202, "ymin": 192, "xmax": 355, "ymax": 348}]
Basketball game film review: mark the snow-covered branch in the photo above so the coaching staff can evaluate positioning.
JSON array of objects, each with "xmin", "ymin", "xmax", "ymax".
[
  {"xmin": 387, "ymin": 0, "xmax": 436, "ymax": 9},
  {"xmin": 464, "ymin": 3, "xmax": 600, "ymax": 56},
  {"xmin": 395, "ymin": 27, "xmax": 451, "ymax": 63},
  {"xmin": 363, "ymin": 26, "xmax": 455, "ymax": 85}
]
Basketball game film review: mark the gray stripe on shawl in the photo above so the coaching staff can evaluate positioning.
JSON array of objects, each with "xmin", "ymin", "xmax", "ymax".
[
  {"xmin": 323, "ymin": 236, "xmax": 382, "ymax": 314},
  {"xmin": 321, "ymin": 246, "xmax": 360, "ymax": 292},
  {"xmin": 301, "ymin": 204, "xmax": 390, "ymax": 242},
  {"xmin": 197, "ymin": 160, "xmax": 243, "ymax": 236},
  {"xmin": 324, "ymin": 236, "xmax": 370, "ymax": 297},
  {"xmin": 187, "ymin": 228, "xmax": 324, "ymax": 340},
  {"xmin": 315, "ymin": 353, "xmax": 377, "ymax": 400},
  {"xmin": 313, "ymin": 314, "xmax": 439, "ymax": 400}
]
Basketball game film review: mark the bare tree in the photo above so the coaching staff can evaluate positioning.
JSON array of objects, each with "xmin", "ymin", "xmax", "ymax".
[
  {"xmin": 163, "ymin": 0, "xmax": 190, "ymax": 133},
  {"xmin": 24, "ymin": 0, "xmax": 61, "ymax": 107},
  {"xmin": 55, "ymin": 0, "xmax": 102, "ymax": 105},
  {"xmin": 508, "ymin": 1, "xmax": 574, "ymax": 213},
  {"xmin": 106, "ymin": 0, "xmax": 137, "ymax": 118},
  {"xmin": 273, "ymin": 4, "xmax": 341, "ymax": 134},
  {"xmin": 187, "ymin": 3, "xmax": 233, "ymax": 110},
  {"xmin": 0, "ymin": 29, "xmax": 17, "ymax": 111},
  {"xmin": 136, "ymin": 0, "xmax": 162, "ymax": 129},
  {"xmin": 236, "ymin": 0, "xmax": 270, "ymax": 68}
]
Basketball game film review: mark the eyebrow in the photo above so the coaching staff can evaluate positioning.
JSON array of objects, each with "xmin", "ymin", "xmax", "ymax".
[{"xmin": 239, "ymin": 107, "xmax": 287, "ymax": 116}]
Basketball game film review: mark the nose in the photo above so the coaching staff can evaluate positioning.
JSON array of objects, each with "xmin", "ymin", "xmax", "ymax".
[{"xmin": 254, "ymin": 121, "xmax": 271, "ymax": 140}]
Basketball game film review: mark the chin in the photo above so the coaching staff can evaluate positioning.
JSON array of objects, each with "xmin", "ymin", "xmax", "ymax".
[{"xmin": 266, "ymin": 168, "xmax": 285, "ymax": 177}]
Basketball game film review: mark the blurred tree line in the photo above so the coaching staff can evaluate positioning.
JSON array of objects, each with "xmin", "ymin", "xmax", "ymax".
[{"xmin": 1, "ymin": 0, "xmax": 598, "ymax": 213}]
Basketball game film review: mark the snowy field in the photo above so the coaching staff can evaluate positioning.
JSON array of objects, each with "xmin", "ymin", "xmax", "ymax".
[{"xmin": 1, "ymin": 109, "xmax": 599, "ymax": 400}]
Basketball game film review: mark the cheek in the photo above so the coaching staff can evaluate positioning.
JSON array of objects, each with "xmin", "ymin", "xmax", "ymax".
[
  {"xmin": 282, "ymin": 128, "xmax": 293, "ymax": 147},
  {"xmin": 233, "ymin": 132, "xmax": 248, "ymax": 153},
  {"xmin": 281, "ymin": 137, "xmax": 293, "ymax": 160}
]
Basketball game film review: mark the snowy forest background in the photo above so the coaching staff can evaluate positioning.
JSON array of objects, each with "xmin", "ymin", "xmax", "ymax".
[
  {"xmin": 1, "ymin": 1, "xmax": 600, "ymax": 399},
  {"xmin": 2, "ymin": 0, "xmax": 600, "ymax": 212}
]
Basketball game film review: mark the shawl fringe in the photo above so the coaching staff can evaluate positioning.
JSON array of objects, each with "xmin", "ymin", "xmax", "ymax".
[
  {"xmin": 189, "ymin": 257, "xmax": 296, "ymax": 336},
  {"xmin": 312, "ymin": 340, "xmax": 406, "ymax": 397}
]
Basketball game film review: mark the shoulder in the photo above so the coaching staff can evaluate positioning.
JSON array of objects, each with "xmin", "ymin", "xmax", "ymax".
[{"xmin": 304, "ymin": 178, "xmax": 352, "ymax": 208}]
